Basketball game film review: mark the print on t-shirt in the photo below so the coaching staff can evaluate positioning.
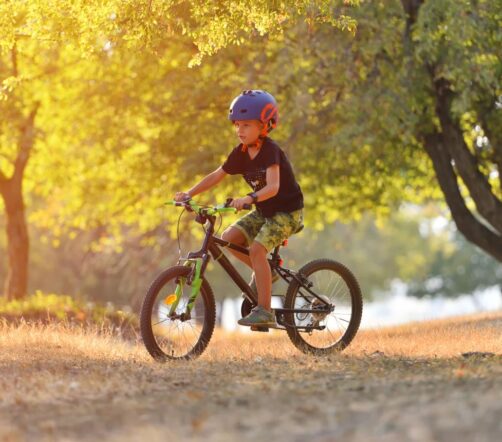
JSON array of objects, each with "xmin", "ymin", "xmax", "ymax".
[
  {"xmin": 244, "ymin": 168, "xmax": 267, "ymax": 191},
  {"xmin": 221, "ymin": 137, "xmax": 304, "ymax": 217}
]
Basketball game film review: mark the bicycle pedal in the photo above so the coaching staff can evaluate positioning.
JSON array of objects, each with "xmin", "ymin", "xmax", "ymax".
[{"xmin": 250, "ymin": 326, "xmax": 269, "ymax": 332}]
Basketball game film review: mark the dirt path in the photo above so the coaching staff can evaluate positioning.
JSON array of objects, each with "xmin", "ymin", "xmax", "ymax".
[{"xmin": 1, "ymin": 314, "xmax": 501, "ymax": 441}]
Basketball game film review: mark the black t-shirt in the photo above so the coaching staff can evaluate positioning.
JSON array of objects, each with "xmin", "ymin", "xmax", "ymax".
[{"xmin": 222, "ymin": 137, "xmax": 304, "ymax": 217}]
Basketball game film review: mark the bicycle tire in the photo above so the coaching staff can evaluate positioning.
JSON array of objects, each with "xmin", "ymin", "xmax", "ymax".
[
  {"xmin": 284, "ymin": 259, "xmax": 363, "ymax": 355},
  {"xmin": 140, "ymin": 265, "xmax": 216, "ymax": 361}
]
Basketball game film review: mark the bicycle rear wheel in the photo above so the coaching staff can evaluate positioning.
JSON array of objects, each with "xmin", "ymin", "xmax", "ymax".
[
  {"xmin": 140, "ymin": 266, "xmax": 216, "ymax": 361},
  {"xmin": 284, "ymin": 259, "xmax": 362, "ymax": 355}
]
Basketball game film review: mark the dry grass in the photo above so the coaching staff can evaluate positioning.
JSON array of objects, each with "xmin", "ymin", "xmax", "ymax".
[
  {"xmin": 0, "ymin": 311, "xmax": 500, "ymax": 406},
  {"xmin": 0, "ymin": 312, "xmax": 501, "ymax": 441},
  {"xmin": 209, "ymin": 311, "xmax": 502, "ymax": 359},
  {"xmin": 349, "ymin": 311, "xmax": 502, "ymax": 357}
]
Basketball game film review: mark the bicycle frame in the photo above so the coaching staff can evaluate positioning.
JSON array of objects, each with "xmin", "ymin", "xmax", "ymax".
[{"xmin": 179, "ymin": 211, "xmax": 333, "ymax": 330}]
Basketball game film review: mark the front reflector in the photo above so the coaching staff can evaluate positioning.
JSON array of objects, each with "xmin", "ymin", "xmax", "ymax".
[{"xmin": 164, "ymin": 294, "xmax": 177, "ymax": 305}]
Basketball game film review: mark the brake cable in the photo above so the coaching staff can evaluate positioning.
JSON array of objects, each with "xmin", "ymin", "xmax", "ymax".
[
  {"xmin": 175, "ymin": 200, "xmax": 224, "ymax": 260},
  {"xmin": 214, "ymin": 212, "xmax": 223, "ymax": 236},
  {"xmin": 176, "ymin": 206, "xmax": 186, "ymax": 262}
]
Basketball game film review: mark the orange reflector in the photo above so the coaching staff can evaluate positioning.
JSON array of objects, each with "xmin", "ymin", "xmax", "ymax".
[{"xmin": 164, "ymin": 294, "xmax": 177, "ymax": 305}]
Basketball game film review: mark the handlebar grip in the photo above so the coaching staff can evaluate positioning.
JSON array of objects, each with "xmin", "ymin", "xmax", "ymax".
[{"xmin": 243, "ymin": 204, "xmax": 252, "ymax": 210}]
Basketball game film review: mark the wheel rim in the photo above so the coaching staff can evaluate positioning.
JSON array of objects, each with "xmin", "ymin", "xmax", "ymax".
[
  {"xmin": 291, "ymin": 268, "xmax": 355, "ymax": 350},
  {"xmin": 150, "ymin": 276, "xmax": 209, "ymax": 358}
]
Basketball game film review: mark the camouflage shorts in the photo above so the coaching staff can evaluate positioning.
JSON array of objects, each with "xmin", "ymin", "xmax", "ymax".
[{"xmin": 230, "ymin": 209, "xmax": 304, "ymax": 252}]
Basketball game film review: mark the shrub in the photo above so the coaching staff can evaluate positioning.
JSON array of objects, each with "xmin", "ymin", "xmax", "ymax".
[{"xmin": 0, "ymin": 291, "xmax": 138, "ymax": 337}]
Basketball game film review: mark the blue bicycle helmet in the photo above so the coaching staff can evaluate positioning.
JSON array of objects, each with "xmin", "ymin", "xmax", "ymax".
[{"xmin": 228, "ymin": 90, "xmax": 279, "ymax": 136}]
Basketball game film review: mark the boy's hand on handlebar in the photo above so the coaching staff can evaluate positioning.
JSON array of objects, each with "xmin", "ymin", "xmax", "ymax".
[
  {"xmin": 230, "ymin": 196, "xmax": 253, "ymax": 210},
  {"xmin": 174, "ymin": 192, "xmax": 191, "ymax": 202}
]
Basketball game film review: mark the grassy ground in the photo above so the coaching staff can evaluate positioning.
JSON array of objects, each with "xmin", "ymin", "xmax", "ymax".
[{"xmin": 0, "ymin": 312, "xmax": 501, "ymax": 441}]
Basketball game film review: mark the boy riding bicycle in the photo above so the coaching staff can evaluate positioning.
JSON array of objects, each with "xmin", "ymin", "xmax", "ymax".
[{"xmin": 174, "ymin": 90, "xmax": 304, "ymax": 328}]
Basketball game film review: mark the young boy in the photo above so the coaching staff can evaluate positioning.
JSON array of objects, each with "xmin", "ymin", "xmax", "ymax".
[{"xmin": 174, "ymin": 90, "xmax": 304, "ymax": 327}]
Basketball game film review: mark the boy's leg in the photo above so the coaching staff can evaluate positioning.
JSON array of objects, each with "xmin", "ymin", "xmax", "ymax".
[
  {"xmin": 249, "ymin": 241, "xmax": 272, "ymax": 310},
  {"xmin": 249, "ymin": 210, "xmax": 304, "ymax": 312},
  {"xmin": 221, "ymin": 209, "xmax": 265, "ymax": 268},
  {"xmin": 238, "ymin": 210, "xmax": 303, "ymax": 327},
  {"xmin": 220, "ymin": 227, "xmax": 253, "ymax": 268},
  {"xmin": 238, "ymin": 240, "xmax": 275, "ymax": 327}
]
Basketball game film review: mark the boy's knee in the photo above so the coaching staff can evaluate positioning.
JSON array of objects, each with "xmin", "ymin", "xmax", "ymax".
[
  {"xmin": 221, "ymin": 228, "xmax": 233, "ymax": 242},
  {"xmin": 222, "ymin": 227, "xmax": 246, "ymax": 245},
  {"xmin": 249, "ymin": 241, "xmax": 267, "ymax": 259}
]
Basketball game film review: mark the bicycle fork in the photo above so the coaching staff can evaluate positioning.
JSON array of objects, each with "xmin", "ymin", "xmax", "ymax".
[{"xmin": 168, "ymin": 258, "xmax": 204, "ymax": 318}]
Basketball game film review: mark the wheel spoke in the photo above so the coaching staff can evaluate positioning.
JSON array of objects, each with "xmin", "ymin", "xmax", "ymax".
[{"xmin": 153, "ymin": 317, "xmax": 170, "ymax": 326}]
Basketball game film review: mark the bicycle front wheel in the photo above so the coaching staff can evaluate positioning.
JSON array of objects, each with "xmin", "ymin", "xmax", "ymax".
[
  {"xmin": 284, "ymin": 259, "xmax": 363, "ymax": 355},
  {"xmin": 140, "ymin": 266, "xmax": 216, "ymax": 361}
]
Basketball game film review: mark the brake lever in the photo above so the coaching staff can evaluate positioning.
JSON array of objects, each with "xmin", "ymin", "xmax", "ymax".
[
  {"xmin": 224, "ymin": 198, "xmax": 252, "ymax": 211},
  {"xmin": 181, "ymin": 198, "xmax": 193, "ymax": 212}
]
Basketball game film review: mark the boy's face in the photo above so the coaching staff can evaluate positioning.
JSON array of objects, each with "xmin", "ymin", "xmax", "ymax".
[{"xmin": 233, "ymin": 120, "xmax": 263, "ymax": 145}]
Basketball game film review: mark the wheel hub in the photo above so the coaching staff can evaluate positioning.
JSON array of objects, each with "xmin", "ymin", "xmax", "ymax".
[{"xmin": 311, "ymin": 295, "xmax": 331, "ymax": 322}]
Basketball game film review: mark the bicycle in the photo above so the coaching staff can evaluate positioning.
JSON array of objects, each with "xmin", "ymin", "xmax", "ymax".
[{"xmin": 140, "ymin": 199, "xmax": 363, "ymax": 361}]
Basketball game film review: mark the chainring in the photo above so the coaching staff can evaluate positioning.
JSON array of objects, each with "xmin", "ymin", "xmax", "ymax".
[{"xmin": 241, "ymin": 297, "xmax": 254, "ymax": 318}]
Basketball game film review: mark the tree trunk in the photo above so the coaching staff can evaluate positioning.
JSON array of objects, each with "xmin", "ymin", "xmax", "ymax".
[
  {"xmin": 0, "ymin": 179, "xmax": 29, "ymax": 300},
  {"xmin": 433, "ymin": 77, "xmax": 502, "ymax": 234},
  {"xmin": 423, "ymin": 78, "xmax": 502, "ymax": 261},
  {"xmin": 0, "ymin": 104, "xmax": 38, "ymax": 300},
  {"xmin": 401, "ymin": 0, "xmax": 502, "ymax": 263},
  {"xmin": 423, "ymin": 133, "xmax": 502, "ymax": 262}
]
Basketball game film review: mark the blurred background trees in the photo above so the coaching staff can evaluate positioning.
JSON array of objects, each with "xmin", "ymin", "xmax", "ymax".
[{"xmin": 1, "ymin": 0, "xmax": 500, "ymax": 303}]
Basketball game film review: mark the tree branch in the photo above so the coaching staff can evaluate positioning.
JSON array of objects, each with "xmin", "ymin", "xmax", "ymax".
[
  {"xmin": 423, "ymin": 132, "xmax": 502, "ymax": 262},
  {"xmin": 477, "ymin": 108, "xmax": 502, "ymax": 190},
  {"xmin": 0, "ymin": 151, "xmax": 9, "ymax": 196},
  {"xmin": 11, "ymin": 41, "xmax": 18, "ymax": 77},
  {"xmin": 400, "ymin": 0, "xmax": 425, "ymax": 48},
  {"xmin": 0, "ymin": 168, "xmax": 7, "ymax": 192},
  {"xmin": 13, "ymin": 103, "xmax": 40, "ymax": 183}
]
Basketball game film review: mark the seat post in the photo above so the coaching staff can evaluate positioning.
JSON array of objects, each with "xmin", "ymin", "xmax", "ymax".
[{"xmin": 269, "ymin": 246, "xmax": 282, "ymax": 268}]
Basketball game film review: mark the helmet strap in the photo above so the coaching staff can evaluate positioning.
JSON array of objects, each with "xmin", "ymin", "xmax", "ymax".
[{"xmin": 241, "ymin": 138, "xmax": 264, "ymax": 152}]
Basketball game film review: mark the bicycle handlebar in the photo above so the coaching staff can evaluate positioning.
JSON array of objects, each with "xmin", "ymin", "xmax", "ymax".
[{"xmin": 166, "ymin": 199, "xmax": 252, "ymax": 215}]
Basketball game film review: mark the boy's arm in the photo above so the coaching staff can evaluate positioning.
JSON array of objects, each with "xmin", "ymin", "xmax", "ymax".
[
  {"xmin": 255, "ymin": 165, "xmax": 280, "ymax": 201},
  {"xmin": 176, "ymin": 167, "xmax": 227, "ymax": 200},
  {"xmin": 231, "ymin": 165, "xmax": 280, "ymax": 209}
]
